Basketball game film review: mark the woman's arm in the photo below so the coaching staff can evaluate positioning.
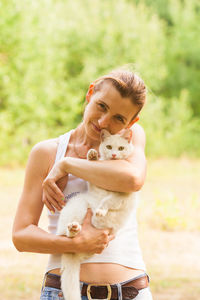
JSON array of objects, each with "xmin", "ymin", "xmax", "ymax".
[
  {"xmin": 12, "ymin": 141, "xmax": 113, "ymax": 254},
  {"xmin": 43, "ymin": 124, "xmax": 146, "ymax": 209}
]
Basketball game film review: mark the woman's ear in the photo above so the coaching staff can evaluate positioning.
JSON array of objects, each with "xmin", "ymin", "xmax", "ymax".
[
  {"xmin": 127, "ymin": 116, "xmax": 140, "ymax": 129},
  {"xmin": 86, "ymin": 83, "xmax": 94, "ymax": 102}
]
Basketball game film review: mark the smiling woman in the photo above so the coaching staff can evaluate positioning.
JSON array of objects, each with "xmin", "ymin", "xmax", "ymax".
[
  {"xmin": 84, "ymin": 82, "xmax": 137, "ymax": 135},
  {"xmin": 12, "ymin": 68, "xmax": 153, "ymax": 300}
]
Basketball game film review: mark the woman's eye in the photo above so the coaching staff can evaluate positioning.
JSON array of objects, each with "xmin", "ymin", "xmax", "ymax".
[
  {"xmin": 115, "ymin": 116, "xmax": 124, "ymax": 123},
  {"xmin": 106, "ymin": 145, "xmax": 112, "ymax": 150},
  {"xmin": 118, "ymin": 146, "xmax": 124, "ymax": 151},
  {"xmin": 98, "ymin": 103, "xmax": 106, "ymax": 111}
]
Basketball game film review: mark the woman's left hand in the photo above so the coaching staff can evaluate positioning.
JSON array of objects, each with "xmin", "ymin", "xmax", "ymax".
[{"xmin": 42, "ymin": 161, "xmax": 68, "ymax": 212}]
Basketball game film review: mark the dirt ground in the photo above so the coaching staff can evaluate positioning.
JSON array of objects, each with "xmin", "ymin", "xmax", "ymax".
[
  {"xmin": 0, "ymin": 160, "xmax": 200, "ymax": 299},
  {"xmin": 140, "ymin": 229, "xmax": 200, "ymax": 299}
]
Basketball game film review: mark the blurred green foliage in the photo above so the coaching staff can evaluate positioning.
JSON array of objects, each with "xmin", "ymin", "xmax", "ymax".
[{"xmin": 0, "ymin": 0, "xmax": 199, "ymax": 165}]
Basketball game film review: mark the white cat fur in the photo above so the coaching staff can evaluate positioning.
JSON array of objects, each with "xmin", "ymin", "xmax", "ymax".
[{"xmin": 56, "ymin": 129, "xmax": 137, "ymax": 300}]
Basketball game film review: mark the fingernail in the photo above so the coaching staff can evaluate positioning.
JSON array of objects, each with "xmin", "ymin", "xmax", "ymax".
[{"xmin": 50, "ymin": 210, "xmax": 55, "ymax": 214}]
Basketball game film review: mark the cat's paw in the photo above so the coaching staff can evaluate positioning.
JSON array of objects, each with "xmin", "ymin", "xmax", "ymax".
[
  {"xmin": 87, "ymin": 149, "xmax": 98, "ymax": 161},
  {"xmin": 66, "ymin": 222, "xmax": 82, "ymax": 237},
  {"xmin": 95, "ymin": 208, "xmax": 107, "ymax": 217}
]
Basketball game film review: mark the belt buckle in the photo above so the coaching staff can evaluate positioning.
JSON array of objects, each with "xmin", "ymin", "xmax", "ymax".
[{"xmin": 87, "ymin": 283, "xmax": 112, "ymax": 300}]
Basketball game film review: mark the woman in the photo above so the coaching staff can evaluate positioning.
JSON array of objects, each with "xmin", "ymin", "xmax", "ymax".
[{"xmin": 13, "ymin": 69, "xmax": 153, "ymax": 299}]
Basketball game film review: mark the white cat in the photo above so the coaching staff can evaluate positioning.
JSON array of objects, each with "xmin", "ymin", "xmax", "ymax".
[{"xmin": 57, "ymin": 129, "xmax": 137, "ymax": 300}]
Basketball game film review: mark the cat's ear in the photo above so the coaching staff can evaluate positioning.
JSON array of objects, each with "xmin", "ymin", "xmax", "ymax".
[
  {"xmin": 100, "ymin": 129, "xmax": 111, "ymax": 141},
  {"xmin": 120, "ymin": 129, "xmax": 132, "ymax": 143}
]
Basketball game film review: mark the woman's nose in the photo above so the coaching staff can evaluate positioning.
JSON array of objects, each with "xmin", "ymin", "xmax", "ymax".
[{"xmin": 98, "ymin": 114, "xmax": 110, "ymax": 128}]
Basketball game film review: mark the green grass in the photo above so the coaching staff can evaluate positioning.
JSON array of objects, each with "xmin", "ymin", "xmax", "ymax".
[{"xmin": 139, "ymin": 158, "xmax": 200, "ymax": 231}]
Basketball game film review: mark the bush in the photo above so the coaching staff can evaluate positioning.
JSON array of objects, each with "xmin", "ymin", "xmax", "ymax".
[
  {"xmin": 141, "ymin": 89, "xmax": 200, "ymax": 157},
  {"xmin": 0, "ymin": 0, "xmax": 199, "ymax": 165}
]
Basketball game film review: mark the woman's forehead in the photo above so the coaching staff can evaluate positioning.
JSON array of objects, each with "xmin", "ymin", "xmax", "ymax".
[
  {"xmin": 94, "ymin": 80, "xmax": 119, "ymax": 98},
  {"xmin": 92, "ymin": 81, "xmax": 138, "ymax": 118}
]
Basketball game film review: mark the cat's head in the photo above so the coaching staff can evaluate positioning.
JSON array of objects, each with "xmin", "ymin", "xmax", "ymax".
[{"xmin": 99, "ymin": 129, "xmax": 134, "ymax": 160}]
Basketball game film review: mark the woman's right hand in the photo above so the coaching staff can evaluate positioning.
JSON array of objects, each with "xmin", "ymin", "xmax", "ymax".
[
  {"xmin": 42, "ymin": 160, "xmax": 68, "ymax": 212},
  {"xmin": 74, "ymin": 209, "xmax": 115, "ymax": 254}
]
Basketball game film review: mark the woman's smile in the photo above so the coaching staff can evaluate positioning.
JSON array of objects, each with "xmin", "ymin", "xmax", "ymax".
[{"xmin": 91, "ymin": 122, "xmax": 101, "ymax": 133}]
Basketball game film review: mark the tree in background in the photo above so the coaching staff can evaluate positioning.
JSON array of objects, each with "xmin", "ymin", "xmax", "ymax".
[{"xmin": 0, "ymin": 0, "xmax": 199, "ymax": 165}]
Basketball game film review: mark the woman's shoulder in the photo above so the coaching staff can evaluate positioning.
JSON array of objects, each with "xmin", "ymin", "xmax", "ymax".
[
  {"xmin": 28, "ymin": 138, "xmax": 59, "ymax": 173},
  {"xmin": 131, "ymin": 123, "xmax": 145, "ymax": 140},
  {"xmin": 32, "ymin": 137, "xmax": 59, "ymax": 156}
]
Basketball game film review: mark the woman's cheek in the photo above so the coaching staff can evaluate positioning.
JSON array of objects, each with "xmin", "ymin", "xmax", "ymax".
[{"xmin": 111, "ymin": 124, "xmax": 125, "ymax": 135}]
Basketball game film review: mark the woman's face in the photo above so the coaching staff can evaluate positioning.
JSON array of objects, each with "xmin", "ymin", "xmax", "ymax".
[{"xmin": 83, "ymin": 81, "xmax": 139, "ymax": 141}]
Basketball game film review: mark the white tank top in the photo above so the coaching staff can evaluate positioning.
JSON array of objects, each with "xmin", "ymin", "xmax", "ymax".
[{"xmin": 46, "ymin": 130, "xmax": 146, "ymax": 272}]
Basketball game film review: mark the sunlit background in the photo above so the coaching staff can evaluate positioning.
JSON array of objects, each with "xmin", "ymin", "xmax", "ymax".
[{"xmin": 0, "ymin": 0, "xmax": 200, "ymax": 299}]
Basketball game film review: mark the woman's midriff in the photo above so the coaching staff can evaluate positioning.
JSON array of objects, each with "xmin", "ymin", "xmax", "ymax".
[{"xmin": 48, "ymin": 263, "xmax": 145, "ymax": 284}]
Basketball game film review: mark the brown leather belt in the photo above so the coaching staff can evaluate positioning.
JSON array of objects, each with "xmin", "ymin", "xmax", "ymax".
[{"xmin": 44, "ymin": 272, "xmax": 149, "ymax": 299}]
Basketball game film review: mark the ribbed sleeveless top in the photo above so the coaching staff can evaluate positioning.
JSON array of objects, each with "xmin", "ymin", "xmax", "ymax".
[{"xmin": 46, "ymin": 130, "xmax": 146, "ymax": 272}]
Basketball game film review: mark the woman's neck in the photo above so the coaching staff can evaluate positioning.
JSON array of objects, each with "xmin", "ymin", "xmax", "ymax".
[{"xmin": 74, "ymin": 122, "xmax": 100, "ymax": 149}]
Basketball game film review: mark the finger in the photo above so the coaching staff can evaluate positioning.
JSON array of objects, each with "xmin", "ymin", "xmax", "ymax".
[
  {"xmin": 49, "ymin": 182, "xmax": 65, "ymax": 204},
  {"xmin": 108, "ymin": 234, "xmax": 115, "ymax": 242},
  {"xmin": 45, "ymin": 193, "xmax": 63, "ymax": 211},
  {"xmin": 43, "ymin": 180, "xmax": 65, "ymax": 205},
  {"xmin": 45, "ymin": 194, "xmax": 63, "ymax": 211},
  {"xmin": 83, "ymin": 209, "xmax": 93, "ymax": 224},
  {"xmin": 43, "ymin": 197, "xmax": 55, "ymax": 213},
  {"xmin": 102, "ymin": 228, "xmax": 110, "ymax": 236},
  {"xmin": 100, "ymin": 244, "xmax": 108, "ymax": 253},
  {"xmin": 105, "ymin": 227, "xmax": 114, "ymax": 235},
  {"xmin": 96, "ymin": 246, "xmax": 105, "ymax": 254},
  {"xmin": 44, "ymin": 184, "xmax": 65, "ymax": 207}
]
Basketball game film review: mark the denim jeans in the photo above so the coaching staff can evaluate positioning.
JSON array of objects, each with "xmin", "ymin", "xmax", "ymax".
[
  {"xmin": 40, "ymin": 275, "xmax": 153, "ymax": 300},
  {"xmin": 40, "ymin": 286, "xmax": 153, "ymax": 300}
]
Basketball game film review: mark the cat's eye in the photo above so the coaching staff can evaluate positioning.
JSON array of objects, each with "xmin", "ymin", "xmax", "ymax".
[
  {"xmin": 106, "ymin": 145, "xmax": 112, "ymax": 150},
  {"xmin": 118, "ymin": 146, "xmax": 124, "ymax": 151}
]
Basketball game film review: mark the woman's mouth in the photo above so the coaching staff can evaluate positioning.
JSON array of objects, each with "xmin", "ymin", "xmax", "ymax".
[{"xmin": 92, "ymin": 123, "xmax": 101, "ymax": 132}]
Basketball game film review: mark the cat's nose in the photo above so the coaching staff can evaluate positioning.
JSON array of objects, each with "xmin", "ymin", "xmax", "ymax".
[{"xmin": 112, "ymin": 154, "xmax": 116, "ymax": 158}]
